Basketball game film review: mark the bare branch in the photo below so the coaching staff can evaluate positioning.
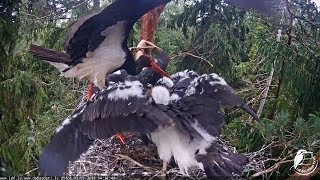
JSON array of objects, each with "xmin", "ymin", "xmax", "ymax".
[
  {"xmin": 171, "ymin": 51, "xmax": 214, "ymax": 69},
  {"xmin": 257, "ymin": 63, "xmax": 274, "ymax": 118}
]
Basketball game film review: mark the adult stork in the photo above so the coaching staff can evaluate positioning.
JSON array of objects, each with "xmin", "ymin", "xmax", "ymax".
[
  {"xmin": 39, "ymin": 67, "xmax": 258, "ymax": 177},
  {"xmin": 29, "ymin": 0, "xmax": 171, "ymax": 96}
]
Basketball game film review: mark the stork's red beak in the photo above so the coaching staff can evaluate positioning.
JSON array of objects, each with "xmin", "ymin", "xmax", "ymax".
[
  {"xmin": 150, "ymin": 59, "xmax": 171, "ymax": 78},
  {"xmin": 87, "ymin": 82, "xmax": 94, "ymax": 100}
]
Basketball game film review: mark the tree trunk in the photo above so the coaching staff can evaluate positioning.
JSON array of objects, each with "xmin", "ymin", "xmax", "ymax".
[{"xmin": 140, "ymin": 5, "xmax": 166, "ymax": 55}]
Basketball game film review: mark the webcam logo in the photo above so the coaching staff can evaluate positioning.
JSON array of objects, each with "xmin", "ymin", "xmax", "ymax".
[{"xmin": 292, "ymin": 149, "xmax": 318, "ymax": 175}]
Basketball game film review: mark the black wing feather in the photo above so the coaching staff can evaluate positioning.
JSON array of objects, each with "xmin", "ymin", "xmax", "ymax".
[
  {"xmin": 166, "ymin": 71, "xmax": 258, "ymax": 137},
  {"xmin": 39, "ymin": 117, "xmax": 93, "ymax": 176},
  {"xmin": 65, "ymin": 0, "xmax": 171, "ymax": 64},
  {"xmin": 196, "ymin": 140, "xmax": 249, "ymax": 178},
  {"xmin": 39, "ymin": 70, "xmax": 174, "ymax": 175}
]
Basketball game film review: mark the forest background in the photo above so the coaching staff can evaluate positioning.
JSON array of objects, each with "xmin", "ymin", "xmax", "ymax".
[{"xmin": 0, "ymin": 0, "xmax": 320, "ymax": 178}]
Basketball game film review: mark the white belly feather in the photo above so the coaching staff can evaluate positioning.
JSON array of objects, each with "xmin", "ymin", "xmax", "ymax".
[
  {"xmin": 150, "ymin": 123, "xmax": 216, "ymax": 175},
  {"xmin": 62, "ymin": 21, "xmax": 127, "ymax": 89}
]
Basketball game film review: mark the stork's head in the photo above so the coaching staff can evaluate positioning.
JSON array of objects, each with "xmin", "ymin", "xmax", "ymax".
[{"xmin": 136, "ymin": 55, "xmax": 171, "ymax": 78}]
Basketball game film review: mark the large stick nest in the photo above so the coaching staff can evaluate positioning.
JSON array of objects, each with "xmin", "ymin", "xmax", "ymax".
[
  {"xmin": 66, "ymin": 133, "xmax": 269, "ymax": 179},
  {"xmin": 67, "ymin": 133, "xmax": 206, "ymax": 178}
]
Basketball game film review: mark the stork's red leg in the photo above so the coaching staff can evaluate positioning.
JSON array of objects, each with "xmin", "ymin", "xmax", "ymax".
[
  {"xmin": 86, "ymin": 82, "xmax": 94, "ymax": 101},
  {"xmin": 116, "ymin": 134, "xmax": 126, "ymax": 144}
]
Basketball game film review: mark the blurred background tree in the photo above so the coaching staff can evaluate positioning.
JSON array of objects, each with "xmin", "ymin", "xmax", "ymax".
[{"xmin": 0, "ymin": 0, "xmax": 319, "ymax": 178}]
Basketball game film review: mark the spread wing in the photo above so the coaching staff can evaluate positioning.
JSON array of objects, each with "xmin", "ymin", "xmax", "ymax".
[
  {"xmin": 39, "ymin": 70, "xmax": 174, "ymax": 176},
  {"xmin": 65, "ymin": 0, "xmax": 171, "ymax": 64},
  {"xmin": 79, "ymin": 82, "xmax": 175, "ymax": 139},
  {"xmin": 163, "ymin": 70, "xmax": 258, "ymax": 137}
]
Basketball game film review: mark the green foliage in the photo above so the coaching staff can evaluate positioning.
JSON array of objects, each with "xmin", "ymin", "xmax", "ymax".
[
  {"xmin": 258, "ymin": 112, "xmax": 320, "ymax": 152},
  {"xmin": 225, "ymin": 111, "xmax": 320, "ymax": 178},
  {"xmin": 224, "ymin": 118, "xmax": 264, "ymax": 152},
  {"xmin": 1, "ymin": 0, "xmax": 320, "ymax": 177},
  {"xmin": 0, "ymin": 0, "xmax": 94, "ymax": 175}
]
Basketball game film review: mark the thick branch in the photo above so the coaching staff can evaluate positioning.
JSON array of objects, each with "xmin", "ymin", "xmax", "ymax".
[{"xmin": 257, "ymin": 63, "xmax": 274, "ymax": 118}]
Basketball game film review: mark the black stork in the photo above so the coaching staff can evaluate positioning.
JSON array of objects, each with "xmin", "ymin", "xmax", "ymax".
[
  {"xmin": 39, "ymin": 66, "xmax": 258, "ymax": 177},
  {"xmin": 29, "ymin": 0, "xmax": 171, "ymax": 95},
  {"xmin": 39, "ymin": 50, "xmax": 172, "ymax": 176},
  {"xmin": 148, "ymin": 70, "xmax": 258, "ymax": 177}
]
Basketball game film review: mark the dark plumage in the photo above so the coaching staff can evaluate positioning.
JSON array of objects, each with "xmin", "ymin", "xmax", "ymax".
[
  {"xmin": 39, "ymin": 70, "xmax": 174, "ymax": 176},
  {"xmin": 136, "ymin": 51, "xmax": 171, "ymax": 86},
  {"xmin": 39, "ymin": 67, "xmax": 258, "ymax": 177},
  {"xmin": 196, "ymin": 140, "xmax": 249, "ymax": 178},
  {"xmin": 39, "ymin": 52, "xmax": 172, "ymax": 176},
  {"xmin": 29, "ymin": 0, "xmax": 171, "ymax": 90}
]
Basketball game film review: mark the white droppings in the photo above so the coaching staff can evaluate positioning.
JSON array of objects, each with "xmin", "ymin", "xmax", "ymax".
[
  {"xmin": 214, "ymin": 88, "xmax": 218, "ymax": 92},
  {"xmin": 151, "ymin": 86, "xmax": 170, "ymax": 105},
  {"xmin": 107, "ymin": 80, "xmax": 144, "ymax": 100}
]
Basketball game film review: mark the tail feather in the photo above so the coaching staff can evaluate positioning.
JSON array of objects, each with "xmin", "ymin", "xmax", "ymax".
[
  {"xmin": 29, "ymin": 44, "xmax": 71, "ymax": 64},
  {"xmin": 196, "ymin": 141, "xmax": 248, "ymax": 178},
  {"xmin": 39, "ymin": 118, "xmax": 93, "ymax": 176}
]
